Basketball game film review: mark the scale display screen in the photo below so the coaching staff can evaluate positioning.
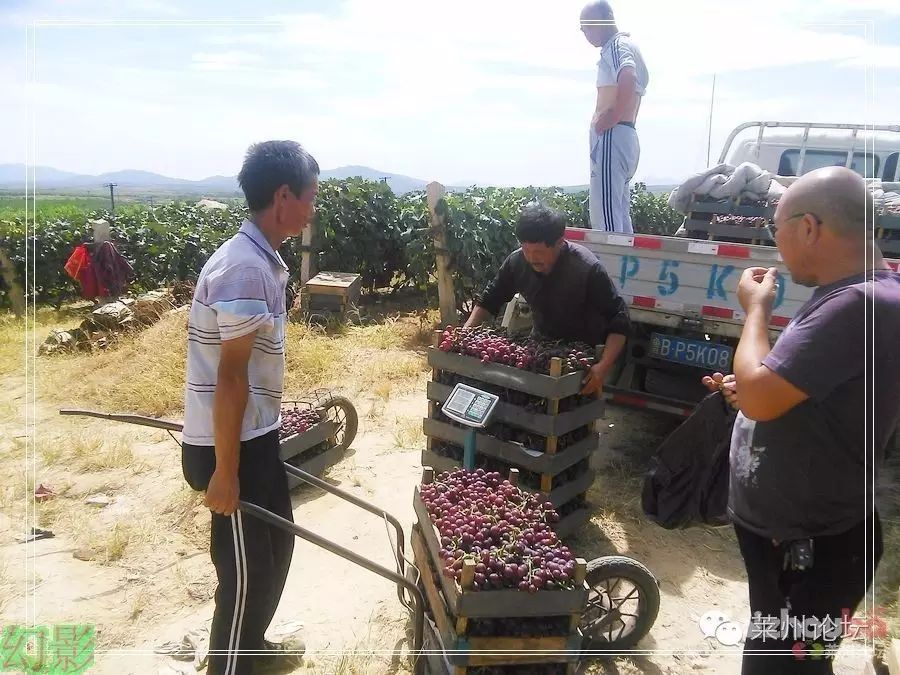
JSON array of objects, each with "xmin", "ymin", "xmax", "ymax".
[{"xmin": 440, "ymin": 383, "xmax": 499, "ymax": 429}]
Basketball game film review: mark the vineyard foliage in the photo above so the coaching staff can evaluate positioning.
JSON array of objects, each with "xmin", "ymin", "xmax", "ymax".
[{"xmin": 0, "ymin": 181, "xmax": 682, "ymax": 310}]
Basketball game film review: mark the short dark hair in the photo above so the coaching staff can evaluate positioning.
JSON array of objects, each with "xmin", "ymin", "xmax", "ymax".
[
  {"xmin": 515, "ymin": 204, "xmax": 568, "ymax": 246},
  {"xmin": 238, "ymin": 140, "xmax": 320, "ymax": 212}
]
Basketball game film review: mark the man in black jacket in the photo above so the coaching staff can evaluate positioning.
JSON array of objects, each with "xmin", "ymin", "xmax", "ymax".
[{"xmin": 464, "ymin": 203, "xmax": 630, "ymax": 395}]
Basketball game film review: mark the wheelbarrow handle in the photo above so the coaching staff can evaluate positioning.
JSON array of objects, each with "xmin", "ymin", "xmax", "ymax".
[
  {"xmin": 237, "ymin": 500, "xmax": 426, "ymax": 673},
  {"xmin": 59, "ymin": 408, "xmax": 184, "ymax": 432}
]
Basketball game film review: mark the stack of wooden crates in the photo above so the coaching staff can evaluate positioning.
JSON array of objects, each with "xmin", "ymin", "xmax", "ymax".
[
  {"xmin": 422, "ymin": 331, "xmax": 605, "ymax": 538},
  {"xmin": 413, "ymin": 468, "xmax": 588, "ymax": 675}
]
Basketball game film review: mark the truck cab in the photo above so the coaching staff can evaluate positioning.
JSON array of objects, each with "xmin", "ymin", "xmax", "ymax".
[{"xmin": 721, "ymin": 121, "xmax": 900, "ymax": 181}]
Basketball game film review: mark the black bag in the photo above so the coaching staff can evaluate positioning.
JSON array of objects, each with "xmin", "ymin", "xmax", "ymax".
[{"xmin": 642, "ymin": 391, "xmax": 736, "ymax": 529}]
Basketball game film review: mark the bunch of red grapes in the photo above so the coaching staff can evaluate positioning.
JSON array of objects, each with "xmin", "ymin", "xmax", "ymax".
[
  {"xmin": 420, "ymin": 469, "xmax": 577, "ymax": 593},
  {"xmin": 438, "ymin": 326, "xmax": 535, "ymax": 369},
  {"xmin": 279, "ymin": 407, "xmax": 322, "ymax": 440},
  {"xmin": 437, "ymin": 326, "xmax": 595, "ymax": 375}
]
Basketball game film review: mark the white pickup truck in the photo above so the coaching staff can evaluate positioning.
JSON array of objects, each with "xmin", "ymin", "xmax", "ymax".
[{"xmin": 504, "ymin": 121, "xmax": 900, "ymax": 417}]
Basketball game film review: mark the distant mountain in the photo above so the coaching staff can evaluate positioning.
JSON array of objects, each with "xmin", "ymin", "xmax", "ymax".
[
  {"xmin": 0, "ymin": 163, "xmax": 679, "ymax": 196},
  {"xmin": 0, "ymin": 163, "xmax": 427, "ymax": 195}
]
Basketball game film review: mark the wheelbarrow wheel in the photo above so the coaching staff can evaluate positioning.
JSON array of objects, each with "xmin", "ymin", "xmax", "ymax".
[
  {"xmin": 580, "ymin": 555, "xmax": 660, "ymax": 651},
  {"xmin": 320, "ymin": 396, "xmax": 358, "ymax": 453}
]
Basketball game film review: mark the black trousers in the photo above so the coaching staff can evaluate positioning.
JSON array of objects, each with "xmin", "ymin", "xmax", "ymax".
[
  {"xmin": 182, "ymin": 430, "xmax": 295, "ymax": 675},
  {"xmin": 734, "ymin": 513, "xmax": 882, "ymax": 675}
]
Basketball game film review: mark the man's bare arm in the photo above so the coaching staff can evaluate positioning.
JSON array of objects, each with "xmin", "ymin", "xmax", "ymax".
[
  {"xmin": 463, "ymin": 305, "xmax": 493, "ymax": 329},
  {"xmin": 205, "ymin": 330, "xmax": 256, "ymax": 515}
]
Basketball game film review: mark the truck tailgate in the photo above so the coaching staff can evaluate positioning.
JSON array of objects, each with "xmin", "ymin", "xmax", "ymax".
[{"xmin": 565, "ymin": 227, "xmax": 900, "ymax": 338}]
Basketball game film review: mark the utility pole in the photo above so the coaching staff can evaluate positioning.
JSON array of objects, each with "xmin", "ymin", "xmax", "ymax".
[
  {"xmin": 706, "ymin": 74, "xmax": 717, "ymax": 167},
  {"xmin": 104, "ymin": 183, "xmax": 118, "ymax": 218}
]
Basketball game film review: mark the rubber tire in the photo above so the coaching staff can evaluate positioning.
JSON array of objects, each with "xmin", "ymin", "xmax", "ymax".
[
  {"xmin": 580, "ymin": 555, "xmax": 661, "ymax": 651},
  {"xmin": 319, "ymin": 395, "xmax": 358, "ymax": 453}
]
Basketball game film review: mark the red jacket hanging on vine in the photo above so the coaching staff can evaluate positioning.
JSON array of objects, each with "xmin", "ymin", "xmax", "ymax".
[
  {"xmin": 93, "ymin": 241, "xmax": 133, "ymax": 297},
  {"xmin": 64, "ymin": 244, "xmax": 108, "ymax": 299}
]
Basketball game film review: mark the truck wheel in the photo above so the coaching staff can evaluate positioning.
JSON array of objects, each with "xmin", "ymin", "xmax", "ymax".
[{"xmin": 580, "ymin": 556, "xmax": 661, "ymax": 651}]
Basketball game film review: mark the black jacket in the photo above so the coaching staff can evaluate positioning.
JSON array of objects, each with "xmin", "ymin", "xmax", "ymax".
[
  {"xmin": 476, "ymin": 241, "xmax": 631, "ymax": 346},
  {"xmin": 642, "ymin": 391, "xmax": 735, "ymax": 529}
]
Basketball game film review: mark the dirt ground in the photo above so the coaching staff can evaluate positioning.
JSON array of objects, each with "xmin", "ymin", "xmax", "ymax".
[{"xmin": 0, "ymin": 311, "xmax": 890, "ymax": 675}]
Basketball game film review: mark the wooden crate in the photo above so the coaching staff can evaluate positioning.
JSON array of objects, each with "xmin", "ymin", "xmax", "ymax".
[
  {"xmin": 422, "ymin": 417, "xmax": 598, "ymax": 475},
  {"xmin": 412, "ymin": 526, "xmax": 582, "ymax": 670},
  {"xmin": 302, "ymin": 271, "xmax": 361, "ymax": 314},
  {"xmin": 428, "ymin": 348, "xmax": 584, "ymax": 400},
  {"xmin": 278, "ymin": 418, "xmax": 343, "ymax": 488},
  {"xmin": 426, "ymin": 381, "xmax": 604, "ymax": 437},
  {"xmin": 412, "ymin": 484, "xmax": 588, "ymax": 620},
  {"xmin": 428, "ymin": 341, "xmax": 606, "ymax": 454},
  {"xmin": 420, "ymin": 438, "xmax": 595, "ymax": 509},
  {"xmin": 420, "ymin": 448, "xmax": 592, "ymax": 538}
]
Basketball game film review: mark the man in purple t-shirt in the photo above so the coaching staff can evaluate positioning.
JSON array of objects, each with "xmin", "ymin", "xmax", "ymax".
[{"xmin": 702, "ymin": 166, "xmax": 900, "ymax": 674}]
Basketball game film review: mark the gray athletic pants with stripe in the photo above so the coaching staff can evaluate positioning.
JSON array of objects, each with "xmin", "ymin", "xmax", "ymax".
[
  {"xmin": 182, "ymin": 429, "xmax": 295, "ymax": 675},
  {"xmin": 589, "ymin": 122, "xmax": 640, "ymax": 234}
]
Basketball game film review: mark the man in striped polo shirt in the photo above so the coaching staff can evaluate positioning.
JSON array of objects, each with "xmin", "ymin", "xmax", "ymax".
[
  {"xmin": 581, "ymin": 1, "xmax": 649, "ymax": 234},
  {"xmin": 181, "ymin": 140, "xmax": 319, "ymax": 674}
]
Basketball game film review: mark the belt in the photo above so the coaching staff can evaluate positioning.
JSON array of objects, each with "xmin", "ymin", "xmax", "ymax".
[{"xmin": 617, "ymin": 121, "xmax": 636, "ymax": 129}]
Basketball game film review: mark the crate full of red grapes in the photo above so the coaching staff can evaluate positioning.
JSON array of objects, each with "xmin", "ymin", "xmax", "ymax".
[
  {"xmin": 412, "ymin": 467, "xmax": 587, "ymax": 672},
  {"xmin": 424, "ymin": 326, "xmax": 605, "ymax": 536},
  {"xmin": 278, "ymin": 404, "xmax": 339, "ymax": 487}
]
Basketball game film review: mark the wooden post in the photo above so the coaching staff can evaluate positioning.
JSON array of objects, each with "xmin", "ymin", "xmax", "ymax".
[
  {"xmin": 593, "ymin": 344, "xmax": 606, "ymax": 431},
  {"xmin": 427, "ymin": 181, "xmax": 457, "ymax": 327},
  {"xmin": 508, "ymin": 468, "xmax": 519, "ymax": 486},
  {"xmin": 299, "ymin": 221, "xmax": 315, "ymax": 286},
  {"xmin": 545, "ymin": 357, "xmax": 563, "ymax": 454},
  {"xmin": 422, "ymin": 467, "xmax": 435, "ymax": 485},
  {"xmin": 574, "ymin": 558, "xmax": 587, "ymax": 585},
  {"xmin": 460, "ymin": 559, "xmax": 476, "ymax": 590}
]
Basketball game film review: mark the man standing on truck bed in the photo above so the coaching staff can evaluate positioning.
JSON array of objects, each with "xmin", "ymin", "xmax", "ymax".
[
  {"xmin": 703, "ymin": 166, "xmax": 900, "ymax": 674},
  {"xmin": 181, "ymin": 140, "xmax": 319, "ymax": 674},
  {"xmin": 463, "ymin": 203, "xmax": 631, "ymax": 395},
  {"xmin": 580, "ymin": 1, "xmax": 649, "ymax": 234}
]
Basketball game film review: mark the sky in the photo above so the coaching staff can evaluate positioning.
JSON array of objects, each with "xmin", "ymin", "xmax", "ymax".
[{"xmin": 1, "ymin": 0, "xmax": 899, "ymax": 187}]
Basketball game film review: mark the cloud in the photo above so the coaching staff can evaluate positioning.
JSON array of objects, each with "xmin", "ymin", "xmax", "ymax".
[{"xmin": 191, "ymin": 50, "xmax": 262, "ymax": 71}]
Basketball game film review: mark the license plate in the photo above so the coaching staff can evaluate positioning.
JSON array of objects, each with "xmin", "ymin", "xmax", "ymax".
[{"xmin": 650, "ymin": 333, "xmax": 733, "ymax": 371}]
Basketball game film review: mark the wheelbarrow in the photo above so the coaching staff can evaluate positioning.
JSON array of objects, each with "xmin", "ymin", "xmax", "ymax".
[
  {"xmin": 58, "ymin": 407, "xmax": 662, "ymax": 673},
  {"xmin": 58, "ymin": 406, "xmax": 430, "ymax": 673}
]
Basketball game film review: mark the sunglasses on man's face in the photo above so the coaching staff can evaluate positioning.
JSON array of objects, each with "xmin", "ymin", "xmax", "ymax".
[{"xmin": 767, "ymin": 212, "xmax": 822, "ymax": 238}]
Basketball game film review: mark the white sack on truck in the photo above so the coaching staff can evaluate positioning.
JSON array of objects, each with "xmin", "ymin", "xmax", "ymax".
[{"xmin": 668, "ymin": 161, "xmax": 786, "ymax": 215}]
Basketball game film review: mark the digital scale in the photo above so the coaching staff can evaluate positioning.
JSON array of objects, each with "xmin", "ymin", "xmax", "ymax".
[{"xmin": 440, "ymin": 383, "xmax": 500, "ymax": 469}]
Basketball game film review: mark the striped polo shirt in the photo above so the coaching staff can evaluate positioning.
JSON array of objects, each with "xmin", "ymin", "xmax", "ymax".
[{"xmin": 182, "ymin": 220, "xmax": 289, "ymax": 446}]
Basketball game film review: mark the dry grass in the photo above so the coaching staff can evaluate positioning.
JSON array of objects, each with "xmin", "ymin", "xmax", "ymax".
[
  {"xmin": 353, "ymin": 352, "xmax": 429, "ymax": 391},
  {"xmin": 392, "ymin": 416, "xmax": 425, "ymax": 449},
  {"xmin": 40, "ymin": 311, "xmax": 189, "ymax": 416},
  {"xmin": 35, "ymin": 432, "xmax": 135, "ymax": 473},
  {"xmin": 283, "ymin": 323, "xmax": 347, "ymax": 395},
  {"xmin": 0, "ymin": 307, "xmax": 88, "ymax": 378},
  {"xmin": 373, "ymin": 381, "xmax": 393, "ymax": 402}
]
